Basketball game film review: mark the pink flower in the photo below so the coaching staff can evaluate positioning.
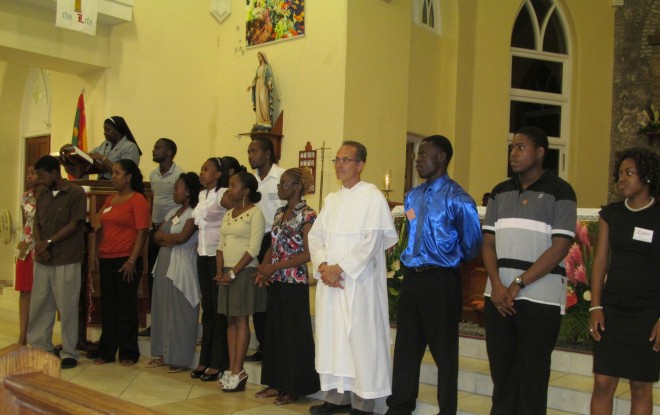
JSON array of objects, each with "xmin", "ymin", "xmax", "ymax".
[
  {"xmin": 574, "ymin": 264, "xmax": 587, "ymax": 284},
  {"xmin": 565, "ymin": 260, "xmax": 576, "ymax": 285},
  {"xmin": 568, "ymin": 243, "xmax": 583, "ymax": 265},
  {"xmin": 576, "ymin": 222, "xmax": 591, "ymax": 250}
]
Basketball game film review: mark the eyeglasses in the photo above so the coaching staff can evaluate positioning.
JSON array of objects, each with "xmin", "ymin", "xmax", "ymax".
[
  {"xmin": 276, "ymin": 182, "xmax": 297, "ymax": 189},
  {"xmin": 331, "ymin": 158, "xmax": 357, "ymax": 165}
]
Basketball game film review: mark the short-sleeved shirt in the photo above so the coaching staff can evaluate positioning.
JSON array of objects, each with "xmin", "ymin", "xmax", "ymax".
[
  {"xmin": 34, "ymin": 181, "xmax": 87, "ymax": 266},
  {"xmin": 482, "ymin": 171, "xmax": 577, "ymax": 311},
  {"xmin": 149, "ymin": 162, "xmax": 185, "ymax": 224},
  {"xmin": 99, "ymin": 192, "xmax": 151, "ymax": 258},
  {"xmin": 254, "ymin": 164, "xmax": 285, "ymax": 232},
  {"xmin": 91, "ymin": 136, "xmax": 141, "ymax": 179},
  {"xmin": 217, "ymin": 206, "xmax": 265, "ymax": 268},
  {"xmin": 269, "ymin": 202, "xmax": 317, "ymax": 284}
]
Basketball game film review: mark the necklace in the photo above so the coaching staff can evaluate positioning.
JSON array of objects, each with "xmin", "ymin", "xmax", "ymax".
[{"xmin": 624, "ymin": 197, "xmax": 655, "ymax": 212}]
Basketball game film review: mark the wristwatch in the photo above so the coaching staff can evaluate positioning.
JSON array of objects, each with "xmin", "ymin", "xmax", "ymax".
[
  {"xmin": 228, "ymin": 270, "xmax": 236, "ymax": 280},
  {"xmin": 514, "ymin": 276, "xmax": 525, "ymax": 289}
]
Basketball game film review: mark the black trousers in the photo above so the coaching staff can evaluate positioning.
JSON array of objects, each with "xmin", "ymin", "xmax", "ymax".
[
  {"xmin": 97, "ymin": 257, "xmax": 142, "ymax": 362},
  {"xmin": 252, "ymin": 232, "xmax": 272, "ymax": 350},
  {"xmin": 484, "ymin": 297, "xmax": 562, "ymax": 415},
  {"xmin": 386, "ymin": 267, "xmax": 462, "ymax": 415},
  {"xmin": 146, "ymin": 225, "xmax": 160, "ymax": 309},
  {"xmin": 196, "ymin": 255, "xmax": 228, "ymax": 370}
]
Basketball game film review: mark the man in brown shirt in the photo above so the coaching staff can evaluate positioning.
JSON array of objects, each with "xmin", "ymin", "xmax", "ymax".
[{"xmin": 27, "ymin": 155, "xmax": 86, "ymax": 369}]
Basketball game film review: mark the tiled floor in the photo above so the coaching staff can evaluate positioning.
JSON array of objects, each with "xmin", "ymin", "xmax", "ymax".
[{"xmin": 0, "ymin": 320, "xmax": 321, "ymax": 414}]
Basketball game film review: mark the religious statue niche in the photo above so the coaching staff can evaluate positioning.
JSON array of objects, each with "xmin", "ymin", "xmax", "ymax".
[{"xmin": 248, "ymin": 51, "xmax": 274, "ymax": 132}]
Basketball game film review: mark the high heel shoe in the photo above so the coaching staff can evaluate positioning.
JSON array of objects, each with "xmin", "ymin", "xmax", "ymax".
[
  {"xmin": 218, "ymin": 370, "xmax": 232, "ymax": 389},
  {"xmin": 221, "ymin": 370, "xmax": 248, "ymax": 393},
  {"xmin": 190, "ymin": 367, "xmax": 207, "ymax": 379}
]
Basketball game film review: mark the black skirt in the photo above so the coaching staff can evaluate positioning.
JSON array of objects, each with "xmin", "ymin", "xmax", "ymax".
[
  {"xmin": 260, "ymin": 281, "xmax": 320, "ymax": 396},
  {"xmin": 593, "ymin": 305, "xmax": 659, "ymax": 382}
]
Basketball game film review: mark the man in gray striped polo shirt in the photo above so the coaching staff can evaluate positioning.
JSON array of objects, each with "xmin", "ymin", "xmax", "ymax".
[{"xmin": 482, "ymin": 126, "xmax": 577, "ymax": 415}]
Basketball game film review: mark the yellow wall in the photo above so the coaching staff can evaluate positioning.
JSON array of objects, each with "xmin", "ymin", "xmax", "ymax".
[
  {"xmin": 0, "ymin": 62, "xmax": 27, "ymax": 274},
  {"xmin": 344, "ymin": 0, "xmax": 411, "ymax": 200},
  {"xmin": 0, "ymin": 0, "xmax": 616, "ymax": 283}
]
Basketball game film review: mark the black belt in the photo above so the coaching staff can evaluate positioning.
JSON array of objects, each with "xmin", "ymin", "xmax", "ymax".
[{"xmin": 410, "ymin": 265, "xmax": 444, "ymax": 273}]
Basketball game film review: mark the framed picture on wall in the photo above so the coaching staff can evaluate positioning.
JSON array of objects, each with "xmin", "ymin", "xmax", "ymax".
[{"xmin": 246, "ymin": 0, "xmax": 305, "ymax": 47}]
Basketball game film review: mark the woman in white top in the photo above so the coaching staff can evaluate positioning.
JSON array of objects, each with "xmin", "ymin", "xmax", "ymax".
[{"xmin": 190, "ymin": 157, "xmax": 229, "ymax": 382}]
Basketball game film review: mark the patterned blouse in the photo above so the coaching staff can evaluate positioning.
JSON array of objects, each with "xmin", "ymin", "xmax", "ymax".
[
  {"xmin": 269, "ymin": 201, "xmax": 317, "ymax": 284},
  {"xmin": 20, "ymin": 190, "xmax": 37, "ymax": 245}
]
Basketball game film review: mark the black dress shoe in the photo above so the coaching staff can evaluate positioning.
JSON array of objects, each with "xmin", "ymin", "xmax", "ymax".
[
  {"xmin": 349, "ymin": 409, "xmax": 373, "ymax": 415},
  {"xmin": 309, "ymin": 402, "xmax": 352, "ymax": 414},
  {"xmin": 245, "ymin": 350, "xmax": 262, "ymax": 362},
  {"xmin": 199, "ymin": 370, "xmax": 220, "ymax": 382},
  {"xmin": 190, "ymin": 368, "xmax": 206, "ymax": 379},
  {"xmin": 138, "ymin": 327, "xmax": 151, "ymax": 336},
  {"xmin": 61, "ymin": 358, "xmax": 78, "ymax": 369}
]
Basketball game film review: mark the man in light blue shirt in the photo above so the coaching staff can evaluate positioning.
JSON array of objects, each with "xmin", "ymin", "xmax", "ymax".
[{"xmin": 387, "ymin": 135, "xmax": 482, "ymax": 415}]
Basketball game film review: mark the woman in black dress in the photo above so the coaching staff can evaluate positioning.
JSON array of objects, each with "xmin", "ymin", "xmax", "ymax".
[
  {"xmin": 255, "ymin": 167, "xmax": 320, "ymax": 405},
  {"xmin": 589, "ymin": 147, "xmax": 659, "ymax": 415}
]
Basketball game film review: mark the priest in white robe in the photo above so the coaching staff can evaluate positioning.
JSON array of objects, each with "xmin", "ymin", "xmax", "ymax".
[{"xmin": 308, "ymin": 141, "xmax": 398, "ymax": 415}]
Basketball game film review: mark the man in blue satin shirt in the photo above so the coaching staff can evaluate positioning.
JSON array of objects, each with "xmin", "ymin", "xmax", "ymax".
[{"xmin": 386, "ymin": 135, "xmax": 482, "ymax": 415}]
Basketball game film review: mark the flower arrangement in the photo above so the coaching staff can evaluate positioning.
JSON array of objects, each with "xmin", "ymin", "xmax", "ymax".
[
  {"xmin": 246, "ymin": 0, "xmax": 305, "ymax": 47},
  {"xmin": 638, "ymin": 104, "xmax": 660, "ymax": 134},
  {"xmin": 557, "ymin": 220, "xmax": 598, "ymax": 346},
  {"xmin": 386, "ymin": 216, "xmax": 407, "ymax": 322}
]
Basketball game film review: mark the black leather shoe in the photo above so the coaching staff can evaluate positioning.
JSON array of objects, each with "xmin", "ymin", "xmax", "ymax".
[
  {"xmin": 199, "ymin": 370, "xmax": 220, "ymax": 382},
  {"xmin": 61, "ymin": 358, "xmax": 78, "ymax": 369},
  {"xmin": 309, "ymin": 402, "xmax": 352, "ymax": 414},
  {"xmin": 190, "ymin": 368, "xmax": 206, "ymax": 379},
  {"xmin": 245, "ymin": 350, "xmax": 262, "ymax": 362},
  {"xmin": 349, "ymin": 409, "xmax": 373, "ymax": 415}
]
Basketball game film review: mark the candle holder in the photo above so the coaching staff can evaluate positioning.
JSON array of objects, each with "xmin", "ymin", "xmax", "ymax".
[{"xmin": 381, "ymin": 189, "xmax": 393, "ymax": 200}]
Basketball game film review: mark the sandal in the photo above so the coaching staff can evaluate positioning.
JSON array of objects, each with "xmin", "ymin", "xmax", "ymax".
[
  {"xmin": 144, "ymin": 358, "xmax": 164, "ymax": 368},
  {"xmin": 167, "ymin": 365, "xmax": 186, "ymax": 373},
  {"xmin": 93, "ymin": 358, "xmax": 113, "ymax": 365},
  {"xmin": 255, "ymin": 387, "xmax": 280, "ymax": 398},
  {"xmin": 274, "ymin": 393, "xmax": 298, "ymax": 405}
]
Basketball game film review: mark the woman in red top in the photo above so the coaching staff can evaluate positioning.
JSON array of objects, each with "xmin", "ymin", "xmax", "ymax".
[
  {"xmin": 94, "ymin": 159, "xmax": 150, "ymax": 366},
  {"xmin": 15, "ymin": 165, "xmax": 43, "ymax": 345}
]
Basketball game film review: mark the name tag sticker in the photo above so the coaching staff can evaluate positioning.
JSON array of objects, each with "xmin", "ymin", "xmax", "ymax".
[
  {"xmin": 103, "ymin": 207, "xmax": 112, "ymax": 214},
  {"xmin": 405, "ymin": 208, "xmax": 416, "ymax": 220},
  {"xmin": 24, "ymin": 204, "xmax": 34, "ymax": 213},
  {"xmin": 632, "ymin": 227, "xmax": 653, "ymax": 243},
  {"xmin": 172, "ymin": 216, "xmax": 180, "ymax": 225},
  {"xmin": 268, "ymin": 192, "xmax": 280, "ymax": 201}
]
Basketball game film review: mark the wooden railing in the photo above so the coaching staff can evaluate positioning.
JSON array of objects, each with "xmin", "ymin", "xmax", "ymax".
[{"xmin": 0, "ymin": 344, "xmax": 155, "ymax": 414}]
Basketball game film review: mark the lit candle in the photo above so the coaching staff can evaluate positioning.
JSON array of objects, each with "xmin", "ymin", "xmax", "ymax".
[{"xmin": 385, "ymin": 171, "xmax": 391, "ymax": 190}]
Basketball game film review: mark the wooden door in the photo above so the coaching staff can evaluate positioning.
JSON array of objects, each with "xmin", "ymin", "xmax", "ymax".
[{"xmin": 24, "ymin": 135, "xmax": 50, "ymax": 189}]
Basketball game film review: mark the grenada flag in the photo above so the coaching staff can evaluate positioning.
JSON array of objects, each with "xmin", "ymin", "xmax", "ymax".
[{"xmin": 71, "ymin": 93, "xmax": 87, "ymax": 151}]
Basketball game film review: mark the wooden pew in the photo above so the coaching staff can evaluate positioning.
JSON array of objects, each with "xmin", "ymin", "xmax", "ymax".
[{"xmin": 0, "ymin": 345, "xmax": 155, "ymax": 414}]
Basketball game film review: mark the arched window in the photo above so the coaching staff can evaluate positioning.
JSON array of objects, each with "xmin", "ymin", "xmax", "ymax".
[
  {"xmin": 413, "ymin": 0, "xmax": 441, "ymax": 35},
  {"xmin": 509, "ymin": 0, "xmax": 570, "ymax": 178}
]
